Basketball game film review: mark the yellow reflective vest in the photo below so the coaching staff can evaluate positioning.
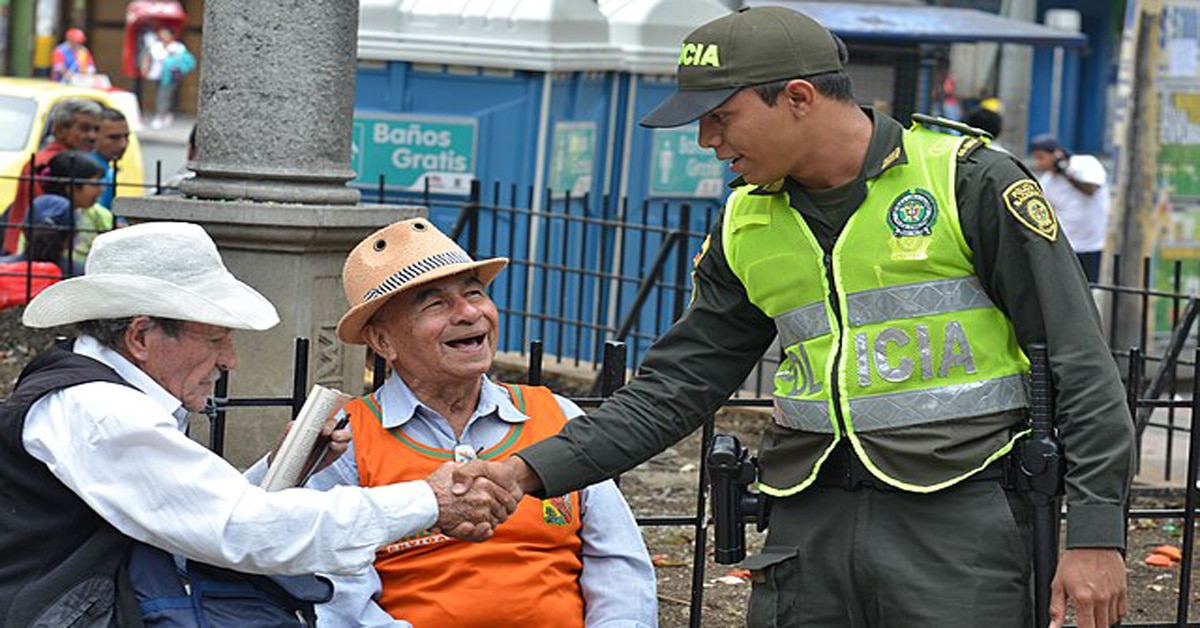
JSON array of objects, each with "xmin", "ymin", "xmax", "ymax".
[{"xmin": 722, "ymin": 123, "xmax": 1029, "ymax": 495}]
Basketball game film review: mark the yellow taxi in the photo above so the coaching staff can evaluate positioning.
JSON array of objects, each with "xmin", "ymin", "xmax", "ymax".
[{"xmin": 0, "ymin": 77, "xmax": 146, "ymax": 213}]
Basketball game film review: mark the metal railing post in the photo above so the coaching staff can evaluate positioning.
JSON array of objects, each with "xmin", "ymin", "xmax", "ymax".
[
  {"xmin": 688, "ymin": 417, "xmax": 714, "ymax": 628},
  {"xmin": 1176, "ymin": 347, "xmax": 1200, "ymax": 626},
  {"xmin": 528, "ymin": 340, "xmax": 544, "ymax": 386},
  {"xmin": 290, "ymin": 338, "xmax": 310, "ymax": 418},
  {"xmin": 610, "ymin": 232, "xmax": 681, "ymax": 342},
  {"xmin": 208, "ymin": 371, "xmax": 229, "ymax": 456},
  {"xmin": 599, "ymin": 340, "xmax": 627, "ymax": 397},
  {"xmin": 673, "ymin": 203, "xmax": 692, "ymax": 322}
]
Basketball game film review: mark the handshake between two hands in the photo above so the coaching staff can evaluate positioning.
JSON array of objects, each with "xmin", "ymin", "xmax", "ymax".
[
  {"xmin": 424, "ymin": 458, "xmax": 532, "ymax": 542},
  {"xmin": 292, "ymin": 412, "xmax": 536, "ymax": 543}
]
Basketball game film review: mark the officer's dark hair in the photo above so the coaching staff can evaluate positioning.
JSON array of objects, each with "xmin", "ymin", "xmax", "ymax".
[
  {"xmin": 77, "ymin": 317, "xmax": 183, "ymax": 350},
  {"xmin": 751, "ymin": 34, "xmax": 855, "ymax": 105},
  {"xmin": 964, "ymin": 108, "xmax": 1002, "ymax": 139}
]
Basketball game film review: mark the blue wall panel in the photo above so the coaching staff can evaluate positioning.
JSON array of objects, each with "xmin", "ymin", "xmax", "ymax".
[{"xmin": 1031, "ymin": 0, "xmax": 1117, "ymax": 154}]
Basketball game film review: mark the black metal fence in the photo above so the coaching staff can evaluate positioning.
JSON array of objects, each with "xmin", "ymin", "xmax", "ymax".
[
  {"xmin": 1124, "ymin": 346, "xmax": 1200, "ymax": 627},
  {"xmin": 367, "ymin": 179, "xmax": 782, "ymax": 398},
  {"xmin": 1096, "ymin": 257, "xmax": 1200, "ymax": 487}
]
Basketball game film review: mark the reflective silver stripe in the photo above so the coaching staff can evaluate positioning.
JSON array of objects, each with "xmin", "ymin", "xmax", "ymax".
[
  {"xmin": 848, "ymin": 374, "xmax": 1027, "ymax": 433},
  {"xmin": 846, "ymin": 277, "xmax": 995, "ymax": 327},
  {"xmin": 775, "ymin": 302, "xmax": 830, "ymax": 347},
  {"xmin": 773, "ymin": 396, "xmax": 833, "ymax": 432},
  {"xmin": 771, "ymin": 373, "xmax": 1027, "ymax": 434}
]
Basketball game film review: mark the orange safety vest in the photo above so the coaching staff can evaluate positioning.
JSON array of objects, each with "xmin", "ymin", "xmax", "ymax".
[{"xmin": 344, "ymin": 383, "xmax": 585, "ymax": 628}]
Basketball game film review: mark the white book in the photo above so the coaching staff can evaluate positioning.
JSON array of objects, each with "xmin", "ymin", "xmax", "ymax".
[{"xmin": 260, "ymin": 384, "xmax": 354, "ymax": 492}]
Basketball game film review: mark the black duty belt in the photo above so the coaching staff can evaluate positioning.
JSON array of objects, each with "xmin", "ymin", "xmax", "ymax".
[{"xmin": 813, "ymin": 441, "xmax": 1017, "ymax": 491}]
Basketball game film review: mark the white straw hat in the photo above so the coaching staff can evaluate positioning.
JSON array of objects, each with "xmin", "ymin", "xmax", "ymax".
[
  {"xmin": 23, "ymin": 222, "xmax": 279, "ymax": 330},
  {"xmin": 337, "ymin": 218, "xmax": 507, "ymax": 345}
]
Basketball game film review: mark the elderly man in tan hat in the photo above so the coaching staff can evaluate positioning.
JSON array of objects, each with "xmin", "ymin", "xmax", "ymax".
[
  {"xmin": 0, "ymin": 222, "xmax": 519, "ymax": 627},
  {"xmin": 308, "ymin": 218, "xmax": 656, "ymax": 627}
]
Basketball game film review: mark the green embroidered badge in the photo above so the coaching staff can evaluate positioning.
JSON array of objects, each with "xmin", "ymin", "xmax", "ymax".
[{"xmin": 887, "ymin": 188, "xmax": 938, "ymax": 237}]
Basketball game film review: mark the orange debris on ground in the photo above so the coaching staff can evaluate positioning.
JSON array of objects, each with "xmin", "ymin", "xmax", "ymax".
[{"xmin": 1151, "ymin": 545, "xmax": 1183, "ymax": 562}]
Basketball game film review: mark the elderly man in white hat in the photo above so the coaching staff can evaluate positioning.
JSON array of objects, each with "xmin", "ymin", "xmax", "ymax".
[
  {"xmin": 308, "ymin": 218, "xmax": 657, "ymax": 628},
  {"xmin": 0, "ymin": 222, "xmax": 519, "ymax": 627}
]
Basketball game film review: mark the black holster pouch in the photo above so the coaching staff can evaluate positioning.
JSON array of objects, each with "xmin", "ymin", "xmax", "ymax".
[{"xmin": 708, "ymin": 433, "xmax": 772, "ymax": 565}]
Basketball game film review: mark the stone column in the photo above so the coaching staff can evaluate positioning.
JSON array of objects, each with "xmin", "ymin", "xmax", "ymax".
[
  {"xmin": 180, "ymin": 0, "xmax": 360, "ymax": 205},
  {"xmin": 119, "ymin": 0, "xmax": 424, "ymax": 468}
]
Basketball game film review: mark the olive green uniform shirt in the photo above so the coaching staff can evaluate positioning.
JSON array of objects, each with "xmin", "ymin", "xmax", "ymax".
[{"xmin": 518, "ymin": 110, "xmax": 1134, "ymax": 549}]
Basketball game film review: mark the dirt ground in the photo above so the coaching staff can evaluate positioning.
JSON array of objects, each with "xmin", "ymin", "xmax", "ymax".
[{"xmin": 0, "ymin": 306, "xmax": 1194, "ymax": 627}]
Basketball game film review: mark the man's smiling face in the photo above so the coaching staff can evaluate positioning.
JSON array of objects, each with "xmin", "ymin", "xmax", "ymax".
[{"xmin": 364, "ymin": 272, "xmax": 499, "ymax": 389}]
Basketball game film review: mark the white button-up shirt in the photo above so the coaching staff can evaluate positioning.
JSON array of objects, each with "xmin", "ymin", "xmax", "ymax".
[
  {"xmin": 21, "ymin": 336, "xmax": 439, "ymax": 575},
  {"xmin": 1037, "ymin": 154, "xmax": 1109, "ymax": 253}
]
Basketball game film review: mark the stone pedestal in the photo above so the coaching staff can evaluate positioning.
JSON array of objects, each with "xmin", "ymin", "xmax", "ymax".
[{"xmin": 118, "ymin": 198, "xmax": 422, "ymax": 467}]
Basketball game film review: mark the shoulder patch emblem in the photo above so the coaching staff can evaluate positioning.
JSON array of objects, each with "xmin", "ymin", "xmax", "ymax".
[
  {"xmin": 887, "ymin": 188, "xmax": 938, "ymax": 237},
  {"xmin": 1002, "ymin": 179, "xmax": 1058, "ymax": 242}
]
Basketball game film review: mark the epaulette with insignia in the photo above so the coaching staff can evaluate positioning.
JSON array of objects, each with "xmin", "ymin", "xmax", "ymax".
[
  {"xmin": 911, "ymin": 113, "xmax": 994, "ymax": 140},
  {"xmin": 755, "ymin": 178, "xmax": 787, "ymax": 194},
  {"xmin": 956, "ymin": 136, "xmax": 985, "ymax": 160},
  {"xmin": 880, "ymin": 146, "xmax": 902, "ymax": 170},
  {"xmin": 729, "ymin": 175, "xmax": 787, "ymax": 194}
]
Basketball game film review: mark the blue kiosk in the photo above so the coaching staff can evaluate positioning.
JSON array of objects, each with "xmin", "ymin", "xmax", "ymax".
[{"xmin": 355, "ymin": 0, "xmax": 627, "ymax": 360}]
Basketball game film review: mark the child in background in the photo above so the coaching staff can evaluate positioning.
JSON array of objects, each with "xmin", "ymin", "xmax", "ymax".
[{"xmin": 12, "ymin": 151, "xmax": 111, "ymax": 276}]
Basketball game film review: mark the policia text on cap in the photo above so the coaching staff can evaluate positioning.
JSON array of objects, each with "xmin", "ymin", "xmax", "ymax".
[{"xmin": 456, "ymin": 6, "xmax": 1134, "ymax": 628}]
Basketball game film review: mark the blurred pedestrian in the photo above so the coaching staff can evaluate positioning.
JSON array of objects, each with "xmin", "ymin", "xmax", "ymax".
[
  {"xmin": 938, "ymin": 74, "xmax": 962, "ymax": 121},
  {"xmin": 51, "ymin": 28, "xmax": 97, "ymax": 83},
  {"xmin": 1030, "ymin": 135, "xmax": 1110, "ymax": 283},
  {"xmin": 93, "ymin": 107, "xmax": 131, "ymax": 209},
  {"xmin": 1, "ymin": 99, "xmax": 100, "ymax": 254},
  {"xmin": 142, "ymin": 27, "xmax": 195, "ymax": 130}
]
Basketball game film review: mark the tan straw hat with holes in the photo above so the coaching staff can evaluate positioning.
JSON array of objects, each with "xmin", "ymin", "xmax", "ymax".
[{"xmin": 336, "ymin": 218, "xmax": 508, "ymax": 344}]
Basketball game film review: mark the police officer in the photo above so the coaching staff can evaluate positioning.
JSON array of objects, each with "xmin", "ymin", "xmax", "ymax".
[{"xmin": 457, "ymin": 7, "xmax": 1132, "ymax": 627}]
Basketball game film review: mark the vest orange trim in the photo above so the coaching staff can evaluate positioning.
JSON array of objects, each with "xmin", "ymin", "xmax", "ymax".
[{"xmin": 344, "ymin": 384, "xmax": 585, "ymax": 627}]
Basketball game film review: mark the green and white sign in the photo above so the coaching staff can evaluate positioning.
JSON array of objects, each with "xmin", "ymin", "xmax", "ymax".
[
  {"xmin": 649, "ymin": 126, "xmax": 725, "ymax": 198},
  {"xmin": 548, "ymin": 121, "xmax": 596, "ymax": 197},
  {"xmin": 352, "ymin": 113, "xmax": 477, "ymax": 196}
]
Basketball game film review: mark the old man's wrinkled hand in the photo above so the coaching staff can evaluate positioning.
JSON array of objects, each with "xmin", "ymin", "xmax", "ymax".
[{"xmin": 424, "ymin": 461, "xmax": 520, "ymax": 542}]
